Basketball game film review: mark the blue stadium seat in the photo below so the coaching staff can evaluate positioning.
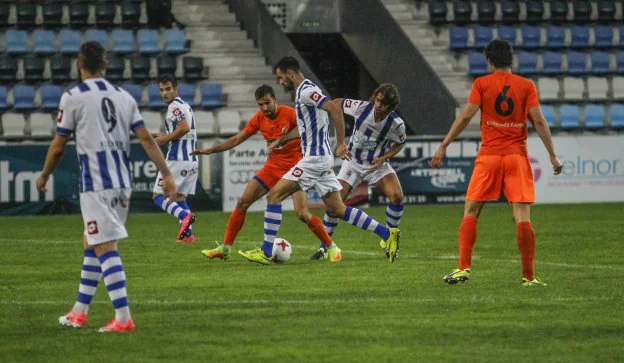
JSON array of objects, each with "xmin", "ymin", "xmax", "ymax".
[
  {"xmin": 6, "ymin": 29, "xmax": 29, "ymax": 55},
  {"xmin": 85, "ymin": 29, "xmax": 109, "ymax": 50},
  {"xmin": 559, "ymin": 104, "xmax": 581, "ymax": 129},
  {"xmin": 200, "ymin": 83, "xmax": 223, "ymax": 109},
  {"xmin": 148, "ymin": 83, "xmax": 166, "ymax": 109},
  {"xmin": 517, "ymin": 52, "xmax": 538, "ymax": 75},
  {"xmin": 594, "ymin": 25, "xmax": 614, "ymax": 48},
  {"xmin": 590, "ymin": 52, "xmax": 611, "ymax": 75},
  {"xmin": 138, "ymin": 29, "xmax": 161, "ymax": 55},
  {"xmin": 112, "ymin": 29, "xmax": 135, "ymax": 55},
  {"xmin": 164, "ymin": 29, "xmax": 189, "ymax": 54},
  {"xmin": 584, "ymin": 104, "xmax": 606, "ymax": 129},
  {"xmin": 13, "ymin": 84, "xmax": 36, "ymax": 111},
  {"xmin": 32, "ymin": 29, "xmax": 56, "ymax": 55},
  {"xmin": 178, "ymin": 83, "xmax": 196, "ymax": 107},
  {"xmin": 0, "ymin": 86, "xmax": 8, "ymax": 112},
  {"xmin": 545, "ymin": 26, "xmax": 566, "ymax": 49},
  {"xmin": 542, "ymin": 52, "xmax": 563, "ymax": 75},
  {"xmin": 541, "ymin": 104, "xmax": 556, "ymax": 128},
  {"xmin": 449, "ymin": 26, "xmax": 469, "ymax": 50},
  {"xmin": 121, "ymin": 83, "xmax": 143, "ymax": 106},
  {"xmin": 59, "ymin": 29, "xmax": 81, "ymax": 55},
  {"xmin": 520, "ymin": 25, "xmax": 540, "ymax": 49},
  {"xmin": 468, "ymin": 52, "xmax": 488, "ymax": 76},
  {"xmin": 616, "ymin": 52, "xmax": 624, "ymax": 74},
  {"xmin": 570, "ymin": 26, "xmax": 590, "ymax": 48},
  {"xmin": 567, "ymin": 52, "xmax": 587, "ymax": 75},
  {"xmin": 39, "ymin": 84, "xmax": 63, "ymax": 111},
  {"xmin": 474, "ymin": 25, "xmax": 493, "ymax": 49},
  {"xmin": 497, "ymin": 25, "xmax": 517, "ymax": 46},
  {"xmin": 611, "ymin": 104, "xmax": 624, "ymax": 129}
]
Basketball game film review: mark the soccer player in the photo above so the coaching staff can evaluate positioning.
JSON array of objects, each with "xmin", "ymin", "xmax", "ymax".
[
  {"xmin": 432, "ymin": 39, "xmax": 563, "ymax": 287},
  {"xmin": 192, "ymin": 85, "xmax": 336, "ymax": 260},
  {"xmin": 310, "ymin": 84, "xmax": 407, "ymax": 260},
  {"xmin": 151, "ymin": 75, "xmax": 197, "ymax": 243},
  {"xmin": 35, "ymin": 41, "xmax": 177, "ymax": 332},
  {"xmin": 238, "ymin": 56, "xmax": 401, "ymax": 265}
]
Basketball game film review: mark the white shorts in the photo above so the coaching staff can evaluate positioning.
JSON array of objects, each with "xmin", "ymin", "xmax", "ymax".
[
  {"xmin": 80, "ymin": 188, "xmax": 132, "ymax": 246},
  {"xmin": 337, "ymin": 159, "xmax": 396, "ymax": 188},
  {"xmin": 282, "ymin": 155, "xmax": 342, "ymax": 197},
  {"xmin": 152, "ymin": 160, "xmax": 198, "ymax": 196}
]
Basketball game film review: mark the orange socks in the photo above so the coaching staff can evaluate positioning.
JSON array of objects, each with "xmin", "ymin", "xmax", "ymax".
[
  {"xmin": 224, "ymin": 208, "xmax": 246, "ymax": 246},
  {"xmin": 307, "ymin": 215, "xmax": 334, "ymax": 248},
  {"xmin": 516, "ymin": 221, "xmax": 535, "ymax": 280},
  {"xmin": 458, "ymin": 216, "xmax": 478, "ymax": 270}
]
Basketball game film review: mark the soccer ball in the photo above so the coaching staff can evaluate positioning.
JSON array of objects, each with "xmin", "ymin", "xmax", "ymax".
[{"xmin": 272, "ymin": 238, "xmax": 292, "ymax": 263}]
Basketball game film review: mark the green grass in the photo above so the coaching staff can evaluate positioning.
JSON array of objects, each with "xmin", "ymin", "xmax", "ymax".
[{"xmin": 1, "ymin": 203, "xmax": 623, "ymax": 362}]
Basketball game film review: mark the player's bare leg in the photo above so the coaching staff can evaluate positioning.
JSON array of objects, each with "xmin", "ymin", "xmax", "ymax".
[
  {"xmin": 312, "ymin": 181, "xmax": 350, "ymax": 260},
  {"xmin": 444, "ymin": 200, "xmax": 484, "ymax": 284},
  {"xmin": 291, "ymin": 191, "xmax": 336, "ymax": 260},
  {"xmin": 375, "ymin": 173, "xmax": 405, "ymax": 258}
]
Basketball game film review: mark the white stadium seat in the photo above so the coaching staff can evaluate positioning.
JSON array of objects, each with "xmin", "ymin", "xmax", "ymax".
[
  {"xmin": 217, "ymin": 109, "xmax": 241, "ymax": 135},
  {"xmin": 194, "ymin": 110, "xmax": 216, "ymax": 136},
  {"xmin": 2, "ymin": 113, "xmax": 26, "ymax": 138},
  {"xmin": 29, "ymin": 112, "xmax": 54, "ymax": 138},
  {"xmin": 142, "ymin": 111, "xmax": 163, "ymax": 134}
]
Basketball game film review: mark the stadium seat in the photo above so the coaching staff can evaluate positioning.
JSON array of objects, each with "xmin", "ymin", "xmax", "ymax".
[
  {"xmin": 42, "ymin": 3, "xmax": 63, "ymax": 28},
  {"xmin": 16, "ymin": 3, "xmax": 36, "ymax": 28},
  {"xmin": 537, "ymin": 78, "xmax": 560, "ymax": 101},
  {"xmin": 183, "ymin": 57, "xmax": 204, "ymax": 80},
  {"xmin": 177, "ymin": 83, "xmax": 196, "ymax": 107},
  {"xmin": 50, "ymin": 54, "xmax": 72, "ymax": 83},
  {"xmin": 23, "ymin": 55, "xmax": 46, "ymax": 83},
  {"xmin": 545, "ymin": 26, "xmax": 566, "ymax": 49},
  {"xmin": 142, "ymin": 111, "xmax": 163, "ymax": 133},
  {"xmin": 525, "ymin": 1, "xmax": 544, "ymax": 23},
  {"xmin": 157, "ymin": 54, "xmax": 177, "ymax": 77},
  {"xmin": 449, "ymin": 26, "xmax": 469, "ymax": 50},
  {"xmin": 550, "ymin": 0, "xmax": 569, "ymax": 23},
  {"xmin": 164, "ymin": 29, "xmax": 189, "ymax": 54},
  {"xmin": 617, "ymin": 52, "xmax": 624, "ymax": 74},
  {"xmin": 131, "ymin": 56, "xmax": 151, "ymax": 82},
  {"xmin": 562, "ymin": 77, "xmax": 585, "ymax": 100},
  {"xmin": 567, "ymin": 52, "xmax": 587, "ymax": 75},
  {"xmin": 613, "ymin": 76, "xmax": 624, "ymax": 99},
  {"xmin": 121, "ymin": 2, "xmax": 141, "ymax": 28},
  {"xmin": 194, "ymin": 110, "xmax": 216, "ymax": 136},
  {"xmin": 122, "ymin": 83, "xmax": 143, "ymax": 106},
  {"xmin": 594, "ymin": 26, "xmax": 614, "ymax": 48},
  {"xmin": 572, "ymin": 0, "xmax": 592, "ymax": 23},
  {"xmin": 453, "ymin": 0, "xmax": 472, "ymax": 25},
  {"xmin": 584, "ymin": 104, "xmax": 606, "ymax": 129},
  {"xmin": 520, "ymin": 25, "xmax": 541, "ymax": 49},
  {"xmin": 0, "ymin": 55, "xmax": 18, "ymax": 83},
  {"xmin": 13, "ymin": 85, "xmax": 36, "ymax": 111},
  {"xmin": 586, "ymin": 77, "xmax": 609, "ymax": 100},
  {"xmin": 541, "ymin": 104, "xmax": 556, "ymax": 128},
  {"xmin": 95, "ymin": 3, "xmax": 117, "ymax": 28},
  {"xmin": 476, "ymin": 0, "xmax": 496, "ymax": 24},
  {"xmin": 468, "ymin": 53, "xmax": 488, "ymax": 76},
  {"xmin": 6, "ymin": 29, "xmax": 29, "ymax": 55},
  {"xmin": 200, "ymin": 83, "xmax": 224, "ymax": 109},
  {"xmin": 147, "ymin": 84, "xmax": 166, "ymax": 109},
  {"xmin": 497, "ymin": 25, "xmax": 517, "ymax": 46},
  {"xmin": 610, "ymin": 104, "xmax": 624, "ymax": 129},
  {"xmin": 517, "ymin": 52, "xmax": 538, "ymax": 75},
  {"xmin": 59, "ymin": 29, "xmax": 81, "ymax": 55},
  {"xmin": 85, "ymin": 29, "xmax": 110, "ymax": 50},
  {"xmin": 542, "ymin": 52, "xmax": 563, "ymax": 75},
  {"xmin": 0, "ymin": 86, "xmax": 8, "ymax": 112},
  {"xmin": 474, "ymin": 25, "xmax": 493, "ymax": 49},
  {"xmin": 590, "ymin": 52, "xmax": 611, "ymax": 75},
  {"xmin": 138, "ymin": 29, "xmax": 161, "ymax": 55},
  {"xmin": 1, "ymin": 113, "xmax": 26, "ymax": 138},
  {"xmin": 33, "ymin": 29, "xmax": 57, "ymax": 55},
  {"xmin": 597, "ymin": 0, "xmax": 616, "ymax": 22},
  {"xmin": 570, "ymin": 26, "xmax": 590, "ymax": 48},
  {"xmin": 217, "ymin": 109, "xmax": 241, "ymax": 135},
  {"xmin": 559, "ymin": 104, "xmax": 581, "ymax": 129},
  {"xmin": 112, "ymin": 29, "xmax": 135, "ymax": 55},
  {"xmin": 29, "ymin": 113, "xmax": 54, "ymax": 138},
  {"xmin": 0, "ymin": 4, "xmax": 9, "ymax": 28},
  {"xmin": 40, "ymin": 84, "xmax": 63, "ymax": 111},
  {"xmin": 501, "ymin": 0, "xmax": 520, "ymax": 23},
  {"xmin": 69, "ymin": 3, "xmax": 90, "ymax": 28}
]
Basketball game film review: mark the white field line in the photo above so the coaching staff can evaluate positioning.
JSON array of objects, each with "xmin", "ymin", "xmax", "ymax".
[{"xmin": 1, "ymin": 238, "xmax": 622, "ymax": 271}]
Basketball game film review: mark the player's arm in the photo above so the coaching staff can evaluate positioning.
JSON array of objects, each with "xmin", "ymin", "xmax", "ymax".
[
  {"xmin": 268, "ymin": 127, "xmax": 300, "ymax": 154},
  {"xmin": 432, "ymin": 103, "xmax": 480, "ymax": 168},
  {"xmin": 191, "ymin": 130, "xmax": 252, "ymax": 156},
  {"xmin": 529, "ymin": 105, "xmax": 563, "ymax": 175},
  {"xmin": 321, "ymin": 99, "xmax": 351, "ymax": 160},
  {"xmin": 135, "ymin": 127, "xmax": 176, "ymax": 198},
  {"xmin": 36, "ymin": 135, "xmax": 69, "ymax": 192},
  {"xmin": 154, "ymin": 120, "xmax": 190, "ymax": 146}
]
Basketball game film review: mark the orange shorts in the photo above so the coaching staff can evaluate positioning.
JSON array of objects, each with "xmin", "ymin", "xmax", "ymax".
[
  {"xmin": 253, "ymin": 163, "xmax": 291, "ymax": 191},
  {"xmin": 465, "ymin": 154, "xmax": 535, "ymax": 203}
]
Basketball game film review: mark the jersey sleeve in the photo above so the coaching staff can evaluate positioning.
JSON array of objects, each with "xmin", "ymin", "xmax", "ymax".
[
  {"xmin": 525, "ymin": 80, "xmax": 540, "ymax": 110},
  {"xmin": 389, "ymin": 118, "xmax": 407, "ymax": 144},
  {"xmin": 129, "ymin": 98, "xmax": 145, "ymax": 133},
  {"xmin": 300, "ymin": 86, "xmax": 329, "ymax": 109},
  {"xmin": 341, "ymin": 99, "xmax": 364, "ymax": 117},
  {"xmin": 168, "ymin": 104, "xmax": 188, "ymax": 125},
  {"xmin": 467, "ymin": 78, "xmax": 482, "ymax": 107},
  {"xmin": 243, "ymin": 113, "xmax": 260, "ymax": 135},
  {"xmin": 55, "ymin": 92, "xmax": 76, "ymax": 137}
]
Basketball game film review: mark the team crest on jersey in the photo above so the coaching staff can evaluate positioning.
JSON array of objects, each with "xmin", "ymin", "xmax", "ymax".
[
  {"xmin": 87, "ymin": 220, "xmax": 99, "ymax": 235},
  {"xmin": 310, "ymin": 92, "xmax": 322, "ymax": 102},
  {"xmin": 344, "ymin": 100, "xmax": 359, "ymax": 108},
  {"xmin": 57, "ymin": 109, "xmax": 64, "ymax": 124}
]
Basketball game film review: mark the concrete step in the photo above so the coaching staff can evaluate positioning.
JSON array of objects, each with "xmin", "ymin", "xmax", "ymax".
[
  {"xmin": 185, "ymin": 29, "xmax": 248, "ymax": 41},
  {"xmin": 202, "ymin": 56, "xmax": 266, "ymax": 67},
  {"xmin": 192, "ymin": 39, "xmax": 255, "ymax": 50},
  {"xmin": 209, "ymin": 65, "xmax": 275, "ymax": 80}
]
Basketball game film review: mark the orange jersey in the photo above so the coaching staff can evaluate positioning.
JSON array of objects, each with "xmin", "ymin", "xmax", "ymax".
[
  {"xmin": 243, "ymin": 105, "xmax": 302, "ymax": 168},
  {"xmin": 468, "ymin": 73, "xmax": 540, "ymax": 155}
]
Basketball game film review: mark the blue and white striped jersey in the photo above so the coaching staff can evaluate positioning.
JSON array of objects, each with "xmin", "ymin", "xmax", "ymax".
[
  {"xmin": 295, "ymin": 79, "xmax": 333, "ymax": 157},
  {"xmin": 56, "ymin": 78, "xmax": 144, "ymax": 193},
  {"xmin": 164, "ymin": 97, "xmax": 197, "ymax": 162},
  {"xmin": 342, "ymin": 99, "xmax": 407, "ymax": 165}
]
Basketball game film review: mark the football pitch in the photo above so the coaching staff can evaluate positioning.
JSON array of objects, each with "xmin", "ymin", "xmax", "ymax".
[{"xmin": 1, "ymin": 203, "xmax": 622, "ymax": 362}]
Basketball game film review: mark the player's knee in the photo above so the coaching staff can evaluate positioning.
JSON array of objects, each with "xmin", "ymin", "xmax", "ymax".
[
  {"xmin": 295, "ymin": 209, "xmax": 310, "ymax": 223},
  {"xmin": 236, "ymin": 198, "xmax": 251, "ymax": 211},
  {"xmin": 266, "ymin": 190, "xmax": 279, "ymax": 204},
  {"xmin": 389, "ymin": 192, "xmax": 404, "ymax": 205}
]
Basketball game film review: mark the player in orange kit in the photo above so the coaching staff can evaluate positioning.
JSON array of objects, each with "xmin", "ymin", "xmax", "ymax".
[
  {"xmin": 432, "ymin": 39, "xmax": 563, "ymax": 287},
  {"xmin": 191, "ymin": 84, "xmax": 335, "ymax": 259}
]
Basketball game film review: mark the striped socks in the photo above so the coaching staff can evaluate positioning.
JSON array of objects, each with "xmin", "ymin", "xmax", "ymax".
[
  {"xmin": 72, "ymin": 249, "xmax": 102, "ymax": 314},
  {"xmin": 386, "ymin": 203, "xmax": 404, "ymax": 228},
  {"xmin": 99, "ymin": 251, "xmax": 131, "ymax": 323},
  {"xmin": 153, "ymin": 195, "xmax": 188, "ymax": 221},
  {"xmin": 262, "ymin": 204, "xmax": 282, "ymax": 258},
  {"xmin": 343, "ymin": 206, "xmax": 390, "ymax": 241}
]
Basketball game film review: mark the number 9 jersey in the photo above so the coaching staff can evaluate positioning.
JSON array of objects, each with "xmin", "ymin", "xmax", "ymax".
[{"xmin": 56, "ymin": 78, "xmax": 145, "ymax": 193}]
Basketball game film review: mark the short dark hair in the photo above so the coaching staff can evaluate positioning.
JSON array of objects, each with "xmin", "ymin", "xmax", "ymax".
[
  {"xmin": 274, "ymin": 56, "xmax": 300, "ymax": 74},
  {"xmin": 79, "ymin": 41, "xmax": 106, "ymax": 74},
  {"xmin": 370, "ymin": 83, "xmax": 400, "ymax": 110},
  {"xmin": 158, "ymin": 74, "xmax": 177, "ymax": 88},
  {"xmin": 255, "ymin": 84, "xmax": 276, "ymax": 100},
  {"xmin": 484, "ymin": 39, "xmax": 513, "ymax": 68}
]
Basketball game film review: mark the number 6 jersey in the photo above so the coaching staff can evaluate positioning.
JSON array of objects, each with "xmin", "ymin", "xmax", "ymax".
[{"xmin": 56, "ymin": 78, "xmax": 145, "ymax": 193}]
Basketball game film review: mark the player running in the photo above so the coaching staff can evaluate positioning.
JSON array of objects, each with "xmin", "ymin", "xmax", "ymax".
[
  {"xmin": 151, "ymin": 75, "xmax": 198, "ymax": 243},
  {"xmin": 36, "ymin": 41, "xmax": 177, "ymax": 332},
  {"xmin": 238, "ymin": 56, "xmax": 401, "ymax": 265},
  {"xmin": 432, "ymin": 39, "xmax": 562, "ymax": 287},
  {"xmin": 192, "ymin": 85, "xmax": 338, "ymax": 260},
  {"xmin": 310, "ymin": 84, "xmax": 407, "ymax": 260}
]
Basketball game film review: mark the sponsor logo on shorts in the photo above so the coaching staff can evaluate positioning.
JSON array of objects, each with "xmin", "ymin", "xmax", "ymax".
[
  {"xmin": 111, "ymin": 197, "xmax": 128, "ymax": 209},
  {"xmin": 181, "ymin": 167, "xmax": 198, "ymax": 178},
  {"xmin": 291, "ymin": 167, "xmax": 303, "ymax": 177},
  {"xmin": 529, "ymin": 157, "xmax": 541, "ymax": 182},
  {"xmin": 87, "ymin": 220, "xmax": 99, "ymax": 235}
]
